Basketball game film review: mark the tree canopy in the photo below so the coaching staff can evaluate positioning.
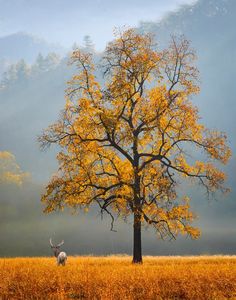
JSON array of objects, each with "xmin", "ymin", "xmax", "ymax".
[{"xmin": 39, "ymin": 29, "xmax": 231, "ymax": 263}]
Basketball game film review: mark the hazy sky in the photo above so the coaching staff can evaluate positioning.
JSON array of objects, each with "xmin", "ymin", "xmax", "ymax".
[{"xmin": 0, "ymin": 0, "xmax": 197, "ymax": 50}]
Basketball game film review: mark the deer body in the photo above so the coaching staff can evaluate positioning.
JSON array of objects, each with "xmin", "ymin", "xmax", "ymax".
[
  {"xmin": 50, "ymin": 239, "xmax": 67, "ymax": 266},
  {"xmin": 57, "ymin": 251, "xmax": 67, "ymax": 266}
]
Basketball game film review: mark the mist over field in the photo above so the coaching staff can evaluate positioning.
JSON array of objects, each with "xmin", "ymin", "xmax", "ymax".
[{"xmin": 0, "ymin": 0, "xmax": 236, "ymax": 257}]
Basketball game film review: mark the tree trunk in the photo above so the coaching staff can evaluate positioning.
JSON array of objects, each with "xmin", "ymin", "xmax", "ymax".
[{"xmin": 132, "ymin": 212, "xmax": 142, "ymax": 263}]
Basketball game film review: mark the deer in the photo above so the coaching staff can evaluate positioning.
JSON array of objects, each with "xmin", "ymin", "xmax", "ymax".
[{"xmin": 49, "ymin": 238, "xmax": 67, "ymax": 266}]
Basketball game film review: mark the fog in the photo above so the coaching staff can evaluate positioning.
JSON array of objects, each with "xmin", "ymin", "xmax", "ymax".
[{"xmin": 0, "ymin": 0, "xmax": 236, "ymax": 256}]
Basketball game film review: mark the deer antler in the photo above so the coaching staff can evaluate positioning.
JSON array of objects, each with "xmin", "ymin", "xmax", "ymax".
[
  {"xmin": 49, "ymin": 238, "xmax": 54, "ymax": 247},
  {"xmin": 57, "ymin": 240, "xmax": 64, "ymax": 247}
]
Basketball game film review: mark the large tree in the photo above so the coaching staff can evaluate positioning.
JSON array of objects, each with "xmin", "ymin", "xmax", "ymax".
[{"xmin": 39, "ymin": 29, "xmax": 230, "ymax": 263}]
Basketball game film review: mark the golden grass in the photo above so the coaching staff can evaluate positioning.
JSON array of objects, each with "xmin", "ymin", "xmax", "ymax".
[{"xmin": 1, "ymin": 255, "xmax": 236, "ymax": 299}]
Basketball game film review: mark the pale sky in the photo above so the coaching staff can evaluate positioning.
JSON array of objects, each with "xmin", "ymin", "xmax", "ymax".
[{"xmin": 0, "ymin": 0, "xmax": 197, "ymax": 50}]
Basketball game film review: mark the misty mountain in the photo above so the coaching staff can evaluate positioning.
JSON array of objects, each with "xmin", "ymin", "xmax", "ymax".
[
  {"xmin": 0, "ymin": 32, "xmax": 65, "ymax": 77},
  {"xmin": 0, "ymin": 0, "xmax": 236, "ymax": 256},
  {"xmin": 0, "ymin": 32, "xmax": 65, "ymax": 62},
  {"xmin": 0, "ymin": 58, "xmax": 71, "ymax": 181},
  {"xmin": 139, "ymin": 0, "xmax": 236, "ymax": 136}
]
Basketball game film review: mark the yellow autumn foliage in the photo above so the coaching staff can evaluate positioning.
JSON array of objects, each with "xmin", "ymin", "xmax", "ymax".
[
  {"xmin": 0, "ymin": 151, "xmax": 29, "ymax": 186},
  {"xmin": 39, "ymin": 29, "xmax": 230, "ymax": 244}
]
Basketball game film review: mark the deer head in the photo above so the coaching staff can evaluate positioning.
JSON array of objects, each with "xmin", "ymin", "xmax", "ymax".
[{"xmin": 49, "ymin": 238, "xmax": 64, "ymax": 257}]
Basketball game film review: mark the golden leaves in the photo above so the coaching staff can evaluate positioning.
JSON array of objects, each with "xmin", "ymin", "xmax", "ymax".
[
  {"xmin": 0, "ymin": 151, "xmax": 29, "ymax": 186},
  {"xmin": 39, "ymin": 28, "xmax": 230, "ymax": 241},
  {"xmin": 204, "ymin": 130, "xmax": 231, "ymax": 164}
]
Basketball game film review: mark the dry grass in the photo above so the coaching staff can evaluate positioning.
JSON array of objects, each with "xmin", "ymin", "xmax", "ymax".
[{"xmin": 1, "ymin": 255, "xmax": 236, "ymax": 299}]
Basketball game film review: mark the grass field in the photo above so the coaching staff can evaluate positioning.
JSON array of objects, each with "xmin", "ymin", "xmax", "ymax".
[{"xmin": 1, "ymin": 256, "xmax": 236, "ymax": 299}]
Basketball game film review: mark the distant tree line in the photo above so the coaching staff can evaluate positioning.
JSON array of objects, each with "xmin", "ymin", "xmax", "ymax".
[
  {"xmin": 0, "ymin": 53, "xmax": 61, "ymax": 89},
  {"xmin": 0, "ymin": 35, "xmax": 95, "ymax": 90}
]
